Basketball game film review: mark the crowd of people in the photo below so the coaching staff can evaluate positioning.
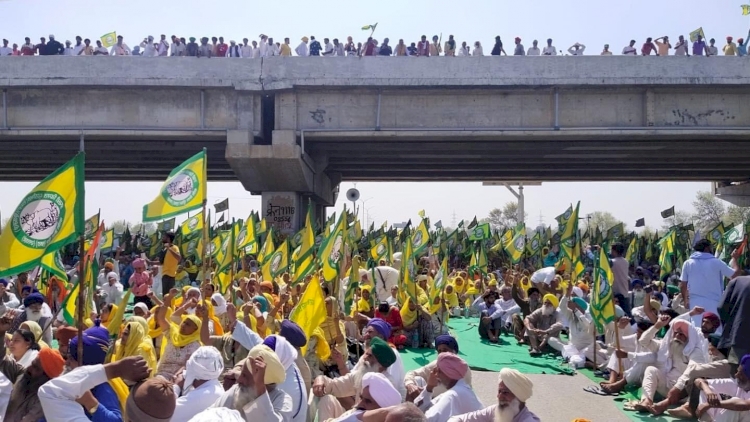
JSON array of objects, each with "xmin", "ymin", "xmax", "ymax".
[
  {"xmin": 3, "ymin": 32, "xmax": 750, "ymax": 57},
  {"xmin": 0, "ymin": 227, "xmax": 747, "ymax": 421}
]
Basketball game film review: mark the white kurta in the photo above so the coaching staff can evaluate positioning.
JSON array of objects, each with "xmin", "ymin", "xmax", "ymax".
[
  {"xmin": 699, "ymin": 378, "xmax": 750, "ymax": 422},
  {"xmin": 0, "ymin": 370, "xmax": 11, "ymax": 418},
  {"xmin": 172, "ymin": 379, "xmax": 225, "ymax": 421},
  {"xmin": 405, "ymin": 359, "xmax": 472, "ymax": 397},
  {"xmin": 211, "ymin": 384, "xmax": 293, "ymax": 422},
  {"xmin": 278, "ymin": 364, "xmax": 308, "ymax": 422},
  {"xmin": 38, "ymin": 364, "xmax": 110, "ymax": 421},
  {"xmin": 416, "ymin": 379, "xmax": 483, "ymax": 422},
  {"xmin": 352, "ymin": 344, "xmax": 406, "ymax": 399}
]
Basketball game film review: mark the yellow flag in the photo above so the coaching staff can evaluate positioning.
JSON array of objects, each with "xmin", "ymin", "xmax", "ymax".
[
  {"xmin": 40, "ymin": 250, "xmax": 68, "ymax": 282},
  {"xmin": 100, "ymin": 32, "xmax": 117, "ymax": 47},
  {"xmin": 293, "ymin": 207, "xmax": 315, "ymax": 284},
  {"xmin": 142, "ymin": 150, "xmax": 206, "ymax": 222},
  {"xmin": 236, "ymin": 214, "xmax": 257, "ymax": 253},
  {"xmin": 401, "ymin": 234, "xmax": 418, "ymax": 304},
  {"xmin": 0, "ymin": 153, "xmax": 85, "ymax": 277},
  {"xmin": 289, "ymin": 276, "xmax": 327, "ymax": 355},
  {"xmin": 180, "ymin": 212, "xmax": 204, "ymax": 237},
  {"xmin": 370, "ymin": 236, "xmax": 389, "ymax": 261},
  {"xmin": 100, "ymin": 229, "xmax": 115, "ymax": 253},
  {"xmin": 317, "ymin": 211, "xmax": 346, "ymax": 282},
  {"xmin": 263, "ymin": 239, "xmax": 289, "ymax": 280},
  {"xmin": 258, "ymin": 228, "xmax": 275, "ymax": 281},
  {"xmin": 412, "ymin": 218, "xmax": 430, "ymax": 256},
  {"xmin": 742, "ymin": 4, "xmax": 750, "ymax": 15},
  {"xmin": 84, "ymin": 213, "xmax": 100, "ymax": 239}
]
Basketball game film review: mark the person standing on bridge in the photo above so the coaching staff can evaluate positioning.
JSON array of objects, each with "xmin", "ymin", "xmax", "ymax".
[
  {"xmin": 110, "ymin": 35, "xmax": 131, "ymax": 55},
  {"xmin": 296, "ymin": 37, "xmax": 309, "ymax": 57},
  {"xmin": 567, "ymin": 42, "xmax": 585, "ymax": 55},
  {"xmin": 542, "ymin": 38, "xmax": 557, "ymax": 55},
  {"xmin": 490, "ymin": 36, "xmax": 507, "ymax": 55},
  {"xmin": 622, "ymin": 39, "xmax": 637, "ymax": 55},
  {"xmin": 417, "ymin": 35, "xmax": 430, "ymax": 56},
  {"xmin": 675, "ymin": 35, "xmax": 690, "ymax": 56},
  {"xmin": 693, "ymin": 34, "xmax": 707, "ymax": 56},
  {"xmin": 527, "ymin": 40, "xmax": 540, "ymax": 56},
  {"xmin": 707, "ymin": 38, "xmax": 719, "ymax": 56},
  {"xmin": 0, "ymin": 40, "xmax": 11, "ymax": 56},
  {"xmin": 723, "ymin": 36, "xmax": 737, "ymax": 55},
  {"xmin": 654, "ymin": 36, "xmax": 671, "ymax": 56},
  {"xmin": 513, "ymin": 37, "xmax": 525, "ymax": 55},
  {"xmin": 641, "ymin": 37, "xmax": 657, "ymax": 55},
  {"xmin": 429, "ymin": 35, "xmax": 442, "ymax": 56}
]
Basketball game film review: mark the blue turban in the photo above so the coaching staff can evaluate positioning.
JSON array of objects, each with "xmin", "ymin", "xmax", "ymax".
[
  {"xmin": 279, "ymin": 320, "xmax": 307, "ymax": 348},
  {"xmin": 741, "ymin": 354, "xmax": 750, "ymax": 379},
  {"xmin": 435, "ymin": 334, "xmax": 459, "ymax": 353},
  {"xmin": 263, "ymin": 335, "xmax": 278, "ymax": 351},
  {"xmin": 367, "ymin": 318, "xmax": 391, "ymax": 339},
  {"xmin": 69, "ymin": 321, "xmax": 110, "ymax": 365},
  {"xmin": 572, "ymin": 297, "xmax": 588, "ymax": 312},
  {"xmin": 21, "ymin": 286, "xmax": 33, "ymax": 294},
  {"xmin": 252, "ymin": 295, "xmax": 269, "ymax": 313},
  {"xmin": 23, "ymin": 292, "xmax": 45, "ymax": 308},
  {"xmin": 631, "ymin": 279, "xmax": 644, "ymax": 288},
  {"xmin": 0, "ymin": 279, "xmax": 7, "ymax": 287}
]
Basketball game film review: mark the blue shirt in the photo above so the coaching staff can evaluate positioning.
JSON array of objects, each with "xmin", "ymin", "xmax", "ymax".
[{"xmin": 86, "ymin": 382, "xmax": 122, "ymax": 422}]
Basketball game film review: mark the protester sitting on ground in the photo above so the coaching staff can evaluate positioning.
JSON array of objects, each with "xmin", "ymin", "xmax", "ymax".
[
  {"xmin": 472, "ymin": 291, "xmax": 503, "ymax": 343},
  {"xmin": 414, "ymin": 353, "xmax": 482, "ymax": 422},
  {"xmin": 154, "ymin": 291, "xmax": 202, "ymax": 381},
  {"xmin": 401, "ymin": 298, "xmax": 434, "ymax": 348},
  {"xmin": 329, "ymin": 372, "xmax": 402, "ymax": 422},
  {"xmin": 375, "ymin": 301, "xmax": 407, "ymax": 348},
  {"xmin": 686, "ymin": 354, "xmax": 750, "ymax": 421},
  {"xmin": 548, "ymin": 285, "xmax": 606, "ymax": 368},
  {"xmin": 113, "ymin": 319, "xmax": 158, "ymax": 376},
  {"xmin": 492, "ymin": 285, "xmax": 521, "ymax": 334},
  {"xmin": 170, "ymin": 345, "xmax": 225, "ymax": 421},
  {"xmin": 405, "ymin": 335, "xmax": 472, "ymax": 402},
  {"xmin": 448, "ymin": 368, "xmax": 539, "ymax": 422},
  {"xmin": 523, "ymin": 294, "xmax": 563, "ymax": 356},
  {"xmin": 598, "ymin": 319, "xmax": 658, "ymax": 395},
  {"xmin": 261, "ymin": 335, "xmax": 308, "ymax": 422},
  {"xmin": 312, "ymin": 336, "xmax": 398, "ymax": 421},
  {"xmin": 39, "ymin": 356, "xmax": 170, "ymax": 422},
  {"xmin": 510, "ymin": 278, "xmax": 541, "ymax": 343},
  {"xmin": 4, "ymin": 346, "xmax": 65, "ymax": 421}
]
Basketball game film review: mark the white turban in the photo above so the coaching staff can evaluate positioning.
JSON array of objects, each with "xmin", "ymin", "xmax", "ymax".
[
  {"xmin": 362, "ymin": 373, "xmax": 401, "ymax": 408},
  {"xmin": 188, "ymin": 407, "xmax": 245, "ymax": 422},
  {"xmin": 183, "ymin": 346, "xmax": 224, "ymax": 391},
  {"xmin": 263, "ymin": 335, "xmax": 298, "ymax": 371},
  {"xmin": 211, "ymin": 293, "xmax": 227, "ymax": 316},
  {"xmin": 133, "ymin": 302, "xmax": 149, "ymax": 314},
  {"xmin": 571, "ymin": 286, "xmax": 584, "ymax": 298},
  {"xmin": 498, "ymin": 368, "xmax": 533, "ymax": 402},
  {"xmin": 107, "ymin": 271, "xmax": 119, "ymax": 281}
]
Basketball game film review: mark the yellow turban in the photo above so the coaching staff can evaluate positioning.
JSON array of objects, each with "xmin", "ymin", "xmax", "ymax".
[
  {"xmin": 499, "ymin": 368, "xmax": 533, "ymax": 402},
  {"xmin": 488, "ymin": 279, "xmax": 498, "ymax": 287},
  {"xmin": 247, "ymin": 345, "xmax": 286, "ymax": 385},
  {"xmin": 542, "ymin": 294, "xmax": 559, "ymax": 308}
]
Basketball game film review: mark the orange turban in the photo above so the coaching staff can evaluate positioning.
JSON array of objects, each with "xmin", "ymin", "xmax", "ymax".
[
  {"xmin": 104, "ymin": 262, "xmax": 115, "ymax": 271},
  {"xmin": 38, "ymin": 347, "xmax": 65, "ymax": 378},
  {"xmin": 260, "ymin": 281, "xmax": 274, "ymax": 290},
  {"xmin": 577, "ymin": 282, "xmax": 589, "ymax": 293}
]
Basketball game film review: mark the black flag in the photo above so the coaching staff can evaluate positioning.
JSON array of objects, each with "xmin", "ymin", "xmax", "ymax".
[
  {"xmin": 214, "ymin": 198, "xmax": 229, "ymax": 213},
  {"xmin": 660, "ymin": 206, "xmax": 675, "ymax": 218},
  {"xmin": 635, "ymin": 218, "xmax": 645, "ymax": 227}
]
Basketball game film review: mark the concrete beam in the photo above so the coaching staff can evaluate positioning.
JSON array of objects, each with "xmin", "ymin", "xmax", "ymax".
[{"xmin": 714, "ymin": 182, "xmax": 750, "ymax": 207}]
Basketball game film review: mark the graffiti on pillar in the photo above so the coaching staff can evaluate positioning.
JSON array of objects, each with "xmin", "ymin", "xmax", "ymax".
[
  {"xmin": 264, "ymin": 193, "xmax": 297, "ymax": 234},
  {"xmin": 309, "ymin": 109, "xmax": 326, "ymax": 124}
]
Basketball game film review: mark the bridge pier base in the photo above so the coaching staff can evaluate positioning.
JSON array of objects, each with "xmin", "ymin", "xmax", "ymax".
[{"xmin": 226, "ymin": 129, "xmax": 338, "ymax": 233}]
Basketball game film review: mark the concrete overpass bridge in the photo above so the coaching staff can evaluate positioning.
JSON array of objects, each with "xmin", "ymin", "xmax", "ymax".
[{"xmin": 2, "ymin": 56, "xmax": 750, "ymax": 229}]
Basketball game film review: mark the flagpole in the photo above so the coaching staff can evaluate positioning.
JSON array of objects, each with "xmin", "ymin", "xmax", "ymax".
[
  {"xmin": 76, "ymin": 237, "xmax": 86, "ymax": 366},
  {"xmin": 201, "ymin": 199, "xmax": 208, "ymax": 283},
  {"xmin": 610, "ymin": 295, "xmax": 624, "ymax": 378}
]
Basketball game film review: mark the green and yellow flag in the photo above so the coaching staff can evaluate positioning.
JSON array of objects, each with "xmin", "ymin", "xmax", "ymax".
[
  {"xmin": 0, "ymin": 153, "xmax": 85, "ymax": 277},
  {"xmin": 401, "ymin": 234, "xmax": 418, "ymax": 305},
  {"xmin": 659, "ymin": 230, "xmax": 676, "ymax": 279},
  {"xmin": 743, "ymin": 4, "xmax": 750, "ymax": 15},
  {"xmin": 289, "ymin": 276, "xmax": 327, "ymax": 356},
  {"xmin": 157, "ymin": 218, "xmax": 176, "ymax": 232},
  {"xmin": 412, "ymin": 218, "xmax": 430, "ymax": 256},
  {"xmin": 558, "ymin": 202, "xmax": 580, "ymax": 262},
  {"xmin": 317, "ymin": 211, "xmax": 346, "ymax": 283},
  {"xmin": 100, "ymin": 32, "xmax": 117, "ymax": 47},
  {"xmin": 84, "ymin": 213, "xmax": 100, "ymax": 239},
  {"xmin": 504, "ymin": 223, "xmax": 526, "ymax": 264},
  {"xmin": 237, "ymin": 213, "xmax": 258, "ymax": 254},
  {"xmin": 181, "ymin": 212, "xmax": 204, "ymax": 238},
  {"xmin": 142, "ymin": 149, "xmax": 206, "ymax": 222},
  {"xmin": 370, "ymin": 236, "xmax": 389, "ymax": 262},
  {"xmin": 40, "ymin": 250, "xmax": 68, "ymax": 282},
  {"xmin": 689, "ymin": 27, "xmax": 706, "ymax": 43},
  {"xmin": 344, "ymin": 255, "xmax": 361, "ymax": 315},
  {"xmin": 468, "ymin": 223, "xmax": 491, "ymax": 241},
  {"xmin": 293, "ymin": 206, "xmax": 315, "ymax": 284},
  {"xmin": 590, "ymin": 247, "xmax": 615, "ymax": 332},
  {"xmin": 100, "ymin": 229, "xmax": 115, "ymax": 253},
  {"xmin": 258, "ymin": 228, "xmax": 275, "ymax": 280},
  {"xmin": 431, "ymin": 256, "xmax": 449, "ymax": 303},
  {"xmin": 707, "ymin": 222, "xmax": 726, "ymax": 247},
  {"xmin": 361, "ymin": 23, "xmax": 378, "ymax": 31},
  {"xmin": 264, "ymin": 239, "xmax": 289, "ymax": 280},
  {"xmin": 625, "ymin": 236, "xmax": 639, "ymax": 265}
]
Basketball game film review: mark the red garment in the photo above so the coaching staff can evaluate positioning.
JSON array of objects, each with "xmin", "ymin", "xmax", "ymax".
[
  {"xmin": 216, "ymin": 43, "xmax": 229, "ymax": 57},
  {"xmin": 641, "ymin": 43, "xmax": 656, "ymax": 55},
  {"xmin": 417, "ymin": 41, "xmax": 430, "ymax": 56},
  {"xmin": 375, "ymin": 307, "xmax": 404, "ymax": 330}
]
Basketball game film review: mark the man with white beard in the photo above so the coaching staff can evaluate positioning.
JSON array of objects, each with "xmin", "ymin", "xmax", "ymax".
[
  {"xmin": 493, "ymin": 286, "xmax": 521, "ymax": 333},
  {"xmin": 10, "ymin": 293, "xmax": 51, "ymax": 346},
  {"xmin": 414, "ymin": 353, "xmax": 482, "ymax": 422},
  {"xmin": 688, "ymin": 354, "xmax": 750, "ymax": 421},
  {"xmin": 312, "ymin": 336, "xmax": 398, "ymax": 421},
  {"xmin": 448, "ymin": 368, "xmax": 539, "ymax": 422},
  {"xmin": 523, "ymin": 294, "xmax": 563, "ymax": 356},
  {"xmin": 634, "ymin": 318, "xmax": 709, "ymax": 413},
  {"xmin": 205, "ymin": 344, "xmax": 292, "ymax": 421}
]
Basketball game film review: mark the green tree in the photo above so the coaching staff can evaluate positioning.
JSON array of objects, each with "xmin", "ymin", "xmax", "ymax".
[
  {"xmin": 725, "ymin": 205, "xmax": 750, "ymax": 227},
  {"xmin": 483, "ymin": 202, "xmax": 527, "ymax": 231},
  {"xmin": 662, "ymin": 210, "xmax": 694, "ymax": 230},
  {"xmin": 586, "ymin": 211, "xmax": 625, "ymax": 233},
  {"xmin": 639, "ymin": 226, "xmax": 656, "ymax": 238},
  {"xmin": 692, "ymin": 191, "xmax": 725, "ymax": 233}
]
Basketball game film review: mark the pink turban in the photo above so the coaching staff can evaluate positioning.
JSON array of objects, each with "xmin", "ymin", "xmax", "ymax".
[{"xmin": 437, "ymin": 353, "xmax": 468, "ymax": 381}]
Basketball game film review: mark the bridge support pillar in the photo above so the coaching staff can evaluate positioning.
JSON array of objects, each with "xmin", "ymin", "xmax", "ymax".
[
  {"xmin": 226, "ymin": 129, "xmax": 338, "ymax": 232},
  {"xmin": 713, "ymin": 182, "xmax": 750, "ymax": 207}
]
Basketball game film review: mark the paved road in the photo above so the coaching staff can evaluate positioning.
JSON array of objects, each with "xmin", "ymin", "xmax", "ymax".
[{"xmin": 471, "ymin": 370, "xmax": 631, "ymax": 422}]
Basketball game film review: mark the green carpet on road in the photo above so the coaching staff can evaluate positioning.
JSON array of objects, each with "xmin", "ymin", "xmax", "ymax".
[{"xmin": 398, "ymin": 317, "xmax": 575, "ymax": 375}]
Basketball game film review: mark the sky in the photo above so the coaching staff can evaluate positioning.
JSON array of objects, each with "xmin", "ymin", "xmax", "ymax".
[{"xmin": 1, "ymin": 0, "xmax": 746, "ymax": 231}]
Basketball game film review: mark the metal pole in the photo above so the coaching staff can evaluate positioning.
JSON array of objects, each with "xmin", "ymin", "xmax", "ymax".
[
  {"xmin": 517, "ymin": 184, "xmax": 525, "ymax": 225},
  {"xmin": 2, "ymin": 89, "xmax": 7, "ymax": 129},
  {"xmin": 79, "ymin": 133, "xmax": 85, "ymax": 152}
]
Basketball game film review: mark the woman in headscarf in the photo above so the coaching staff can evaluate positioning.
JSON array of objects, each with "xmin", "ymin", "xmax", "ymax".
[
  {"xmin": 114, "ymin": 319, "xmax": 157, "ymax": 376},
  {"xmin": 129, "ymin": 258, "xmax": 154, "ymax": 309},
  {"xmin": 154, "ymin": 292, "xmax": 202, "ymax": 381},
  {"xmin": 251, "ymin": 295, "xmax": 269, "ymax": 337},
  {"xmin": 211, "ymin": 292, "xmax": 228, "ymax": 331},
  {"xmin": 18, "ymin": 321, "xmax": 49, "ymax": 349},
  {"xmin": 7, "ymin": 329, "xmax": 40, "ymax": 367},
  {"xmin": 443, "ymin": 283, "xmax": 461, "ymax": 317},
  {"xmin": 401, "ymin": 298, "xmax": 434, "ymax": 348},
  {"xmin": 98, "ymin": 303, "xmax": 118, "ymax": 330},
  {"xmin": 375, "ymin": 301, "xmax": 407, "ymax": 349}
]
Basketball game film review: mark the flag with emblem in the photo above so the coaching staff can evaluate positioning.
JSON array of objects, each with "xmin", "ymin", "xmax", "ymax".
[
  {"xmin": 658, "ymin": 230, "xmax": 676, "ymax": 279},
  {"xmin": 590, "ymin": 247, "xmax": 615, "ymax": 332},
  {"xmin": 100, "ymin": 229, "xmax": 115, "ymax": 253},
  {"xmin": 264, "ymin": 239, "xmax": 289, "ymax": 280},
  {"xmin": 216, "ymin": 226, "xmax": 235, "ymax": 285},
  {"xmin": 100, "ymin": 32, "xmax": 117, "ymax": 47},
  {"xmin": 469, "ymin": 241, "xmax": 488, "ymax": 275},
  {"xmin": 558, "ymin": 202, "xmax": 580, "ymax": 262},
  {"xmin": 181, "ymin": 212, "xmax": 204, "ymax": 238},
  {"xmin": 370, "ymin": 235, "xmax": 389, "ymax": 262},
  {"xmin": 142, "ymin": 149, "xmax": 206, "ymax": 222},
  {"xmin": 571, "ymin": 234, "xmax": 586, "ymax": 281},
  {"xmin": 411, "ymin": 218, "xmax": 430, "ymax": 257},
  {"xmin": 724, "ymin": 223, "xmax": 744, "ymax": 245},
  {"xmin": 0, "ymin": 153, "xmax": 85, "ymax": 277},
  {"xmin": 84, "ymin": 213, "xmax": 100, "ymax": 239},
  {"xmin": 625, "ymin": 235, "xmax": 639, "ymax": 265},
  {"xmin": 62, "ymin": 222, "xmax": 103, "ymax": 325},
  {"xmin": 707, "ymin": 222, "xmax": 726, "ymax": 246},
  {"xmin": 689, "ymin": 28, "xmax": 705, "ymax": 43},
  {"xmin": 157, "ymin": 218, "xmax": 176, "ymax": 232},
  {"xmin": 318, "ymin": 210, "xmax": 346, "ymax": 282},
  {"xmin": 468, "ymin": 222, "xmax": 490, "ymax": 241},
  {"xmin": 237, "ymin": 213, "xmax": 258, "ymax": 254},
  {"xmin": 40, "ymin": 250, "xmax": 68, "ymax": 282},
  {"xmin": 344, "ymin": 255, "xmax": 361, "ymax": 315},
  {"xmin": 401, "ymin": 234, "xmax": 418, "ymax": 305},
  {"xmin": 431, "ymin": 256, "xmax": 449, "ymax": 303},
  {"xmin": 504, "ymin": 223, "xmax": 526, "ymax": 264},
  {"xmin": 293, "ymin": 205, "xmax": 315, "ymax": 284},
  {"xmin": 257, "ymin": 227, "xmax": 274, "ymax": 268},
  {"xmin": 606, "ymin": 223, "xmax": 624, "ymax": 241}
]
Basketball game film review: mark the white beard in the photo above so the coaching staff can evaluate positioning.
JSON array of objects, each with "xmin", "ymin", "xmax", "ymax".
[
  {"xmin": 353, "ymin": 360, "xmax": 382, "ymax": 395},
  {"xmin": 542, "ymin": 306, "xmax": 554, "ymax": 316},
  {"xmin": 26, "ymin": 309, "xmax": 42, "ymax": 322},
  {"xmin": 232, "ymin": 384, "xmax": 259, "ymax": 410},
  {"xmin": 494, "ymin": 398, "xmax": 522, "ymax": 422}
]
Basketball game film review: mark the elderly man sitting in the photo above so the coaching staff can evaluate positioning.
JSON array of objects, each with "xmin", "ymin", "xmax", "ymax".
[
  {"xmin": 208, "ymin": 344, "xmax": 293, "ymax": 421},
  {"xmin": 688, "ymin": 354, "xmax": 750, "ymax": 422},
  {"xmin": 634, "ymin": 318, "xmax": 709, "ymax": 413},
  {"xmin": 405, "ymin": 335, "xmax": 472, "ymax": 401},
  {"xmin": 330, "ymin": 372, "xmax": 402, "ymax": 422},
  {"xmin": 448, "ymin": 368, "xmax": 540, "ymax": 422},
  {"xmin": 312, "ymin": 337, "xmax": 398, "ymax": 421},
  {"xmin": 414, "ymin": 353, "xmax": 482, "ymax": 421},
  {"xmin": 171, "ymin": 346, "xmax": 225, "ymax": 421},
  {"xmin": 523, "ymin": 294, "xmax": 563, "ymax": 356}
]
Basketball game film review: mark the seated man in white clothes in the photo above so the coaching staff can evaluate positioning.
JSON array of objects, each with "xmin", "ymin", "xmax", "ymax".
[
  {"xmin": 312, "ymin": 337, "xmax": 398, "ymax": 421},
  {"xmin": 171, "ymin": 346, "xmax": 225, "ymax": 421},
  {"xmin": 548, "ymin": 292, "xmax": 606, "ymax": 368},
  {"xmin": 405, "ymin": 335, "xmax": 472, "ymax": 402},
  {"xmin": 448, "ymin": 368, "xmax": 540, "ymax": 422},
  {"xmin": 330, "ymin": 372, "xmax": 402, "ymax": 422},
  {"xmin": 414, "ymin": 353, "xmax": 482, "ymax": 422},
  {"xmin": 688, "ymin": 354, "xmax": 750, "ymax": 422},
  {"xmin": 206, "ymin": 344, "xmax": 293, "ymax": 422},
  {"xmin": 493, "ymin": 286, "xmax": 521, "ymax": 333}
]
